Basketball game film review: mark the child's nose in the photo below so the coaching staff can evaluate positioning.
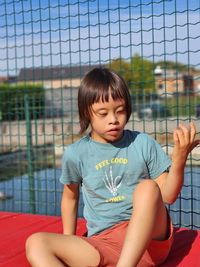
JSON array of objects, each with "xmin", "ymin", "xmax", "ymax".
[{"xmin": 109, "ymin": 113, "xmax": 118, "ymax": 124}]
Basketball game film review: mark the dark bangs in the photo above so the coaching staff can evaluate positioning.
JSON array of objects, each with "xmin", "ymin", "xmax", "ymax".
[{"xmin": 78, "ymin": 67, "xmax": 132, "ymax": 134}]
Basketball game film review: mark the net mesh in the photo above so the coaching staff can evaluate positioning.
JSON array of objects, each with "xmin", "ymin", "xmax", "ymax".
[{"xmin": 0, "ymin": 0, "xmax": 199, "ymax": 229}]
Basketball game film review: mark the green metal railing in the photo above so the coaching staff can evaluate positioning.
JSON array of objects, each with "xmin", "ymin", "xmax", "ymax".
[{"xmin": 0, "ymin": 0, "xmax": 199, "ymax": 230}]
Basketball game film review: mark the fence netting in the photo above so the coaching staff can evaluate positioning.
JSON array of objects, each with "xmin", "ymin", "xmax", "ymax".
[{"xmin": 0, "ymin": 0, "xmax": 199, "ymax": 229}]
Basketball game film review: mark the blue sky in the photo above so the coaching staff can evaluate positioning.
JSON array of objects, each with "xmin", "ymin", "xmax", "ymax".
[{"xmin": 0, "ymin": 0, "xmax": 200, "ymax": 76}]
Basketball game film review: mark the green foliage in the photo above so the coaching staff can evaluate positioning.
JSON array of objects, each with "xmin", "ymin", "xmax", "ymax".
[
  {"xmin": 108, "ymin": 58, "xmax": 131, "ymax": 85},
  {"xmin": 108, "ymin": 54, "xmax": 155, "ymax": 95},
  {"xmin": 0, "ymin": 83, "xmax": 45, "ymax": 121},
  {"xmin": 130, "ymin": 54, "xmax": 155, "ymax": 93},
  {"xmin": 167, "ymin": 94, "xmax": 200, "ymax": 116}
]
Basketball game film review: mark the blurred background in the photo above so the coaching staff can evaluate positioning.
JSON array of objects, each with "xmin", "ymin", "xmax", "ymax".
[{"xmin": 0, "ymin": 0, "xmax": 199, "ymax": 229}]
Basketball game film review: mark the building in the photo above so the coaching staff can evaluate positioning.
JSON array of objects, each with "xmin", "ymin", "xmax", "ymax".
[
  {"xmin": 17, "ymin": 65, "xmax": 104, "ymax": 116},
  {"xmin": 0, "ymin": 76, "xmax": 8, "ymax": 84},
  {"xmin": 154, "ymin": 65, "xmax": 200, "ymax": 97},
  {"xmin": 17, "ymin": 65, "xmax": 103, "ymax": 89}
]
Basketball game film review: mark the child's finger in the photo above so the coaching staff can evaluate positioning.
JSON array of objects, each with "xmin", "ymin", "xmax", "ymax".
[
  {"xmin": 173, "ymin": 129, "xmax": 180, "ymax": 145},
  {"xmin": 189, "ymin": 122, "xmax": 196, "ymax": 143},
  {"xmin": 174, "ymin": 126, "xmax": 187, "ymax": 146},
  {"xmin": 178, "ymin": 123, "xmax": 190, "ymax": 143}
]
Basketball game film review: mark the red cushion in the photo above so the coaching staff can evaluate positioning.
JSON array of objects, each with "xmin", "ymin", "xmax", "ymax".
[
  {"xmin": 161, "ymin": 227, "xmax": 200, "ymax": 266},
  {"xmin": 0, "ymin": 212, "xmax": 199, "ymax": 267}
]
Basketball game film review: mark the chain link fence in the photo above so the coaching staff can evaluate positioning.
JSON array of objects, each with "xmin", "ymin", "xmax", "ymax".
[{"xmin": 0, "ymin": 0, "xmax": 199, "ymax": 229}]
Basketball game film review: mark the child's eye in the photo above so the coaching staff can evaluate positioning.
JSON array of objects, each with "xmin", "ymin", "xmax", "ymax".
[
  {"xmin": 98, "ymin": 112, "xmax": 107, "ymax": 117},
  {"xmin": 117, "ymin": 108, "xmax": 125, "ymax": 114}
]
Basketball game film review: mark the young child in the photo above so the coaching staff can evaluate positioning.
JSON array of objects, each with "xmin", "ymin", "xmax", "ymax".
[{"xmin": 26, "ymin": 67, "xmax": 199, "ymax": 267}]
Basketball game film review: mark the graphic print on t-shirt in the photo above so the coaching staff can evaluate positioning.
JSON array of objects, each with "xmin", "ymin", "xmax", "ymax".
[
  {"xmin": 95, "ymin": 157, "xmax": 128, "ymax": 202},
  {"xmin": 103, "ymin": 165, "xmax": 122, "ymax": 196}
]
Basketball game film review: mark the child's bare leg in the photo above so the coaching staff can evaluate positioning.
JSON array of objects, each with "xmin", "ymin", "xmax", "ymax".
[
  {"xmin": 116, "ymin": 179, "xmax": 168, "ymax": 267},
  {"xmin": 26, "ymin": 232, "xmax": 100, "ymax": 267}
]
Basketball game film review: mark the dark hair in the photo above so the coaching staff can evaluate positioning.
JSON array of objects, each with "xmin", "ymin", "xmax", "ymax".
[{"xmin": 78, "ymin": 67, "xmax": 132, "ymax": 134}]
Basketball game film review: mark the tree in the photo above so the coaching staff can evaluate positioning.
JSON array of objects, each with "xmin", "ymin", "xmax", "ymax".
[
  {"xmin": 0, "ymin": 84, "xmax": 45, "ymax": 121},
  {"xmin": 130, "ymin": 53, "xmax": 155, "ymax": 94},
  {"xmin": 107, "ymin": 58, "xmax": 131, "ymax": 85},
  {"xmin": 108, "ymin": 54, "xmax": 155, "ymax": 95}
]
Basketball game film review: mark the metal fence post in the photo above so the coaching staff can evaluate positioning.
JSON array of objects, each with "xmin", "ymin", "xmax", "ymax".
[{"xmin": 24, "ymin": 94, "xmax": 36, "ymax": 214}]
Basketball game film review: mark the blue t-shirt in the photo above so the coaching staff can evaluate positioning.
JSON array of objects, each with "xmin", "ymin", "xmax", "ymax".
[{"xmin": 60, "ymin": 130, "xmax": 171, "ymax": 236}]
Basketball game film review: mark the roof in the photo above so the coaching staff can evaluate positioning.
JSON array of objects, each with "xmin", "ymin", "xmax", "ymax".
[{"xmin": 18, "ymin": 64, "xmax": 104, "ymax": 82}]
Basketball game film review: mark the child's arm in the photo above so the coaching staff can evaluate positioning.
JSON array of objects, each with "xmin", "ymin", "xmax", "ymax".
[
  {"xmin": 155, "ymin": 122, "xmax": 200, "ymax": 204},
  {"xmin": 61, "ymin": 183, "xmax": 80, "ymax": 235}
]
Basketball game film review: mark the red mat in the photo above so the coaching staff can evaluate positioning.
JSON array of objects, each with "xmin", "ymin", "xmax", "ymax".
[{"xmin": 0, "ymin": 212, "xmax": 199, "ymax": 267}]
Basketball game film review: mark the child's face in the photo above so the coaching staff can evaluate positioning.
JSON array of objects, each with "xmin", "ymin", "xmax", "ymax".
[{"xmin": 90, "ymin": 94, "xmax": 127, "ymax": 143}]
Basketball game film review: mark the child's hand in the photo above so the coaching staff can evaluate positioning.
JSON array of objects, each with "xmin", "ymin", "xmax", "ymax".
[{"xmin": 172, "ymin": 122, "xmax": 200, "ymax": 165}]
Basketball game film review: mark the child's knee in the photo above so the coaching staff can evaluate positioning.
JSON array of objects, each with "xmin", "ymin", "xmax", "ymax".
[
  {"xmin": 134, "ymin": 179, "xmax": 161, "ymax": 203},
  {"xmin": 25, "ymin": 232, "xmax": 47, "ymax": 263}
]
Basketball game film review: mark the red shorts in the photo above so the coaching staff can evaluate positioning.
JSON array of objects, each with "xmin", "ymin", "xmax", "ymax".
[{"xmin": 81, "ymin": 216, "xmax": 174, "ymax": 267}]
